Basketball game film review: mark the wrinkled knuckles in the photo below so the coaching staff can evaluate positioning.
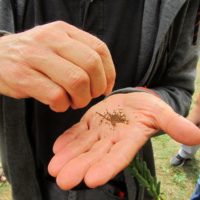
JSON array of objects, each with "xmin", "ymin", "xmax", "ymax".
[
  {"xmin": 10, "ymin": 67, "xmax": 32, "ymax": 89},
  {"xmin": 85, "ymin": 53, "xmax": 107, "ymax": 97},
  {"xmin": 94, "ymin": 42, "xmax": 116, "ymax": 88},
  {"xmin": 18, "ymin": 46, "xmax": 44, "ymax": 63},
  {"xmin": 68, "ymin": 71, "xmax": 90, "ymax": 92},
  {"xmin": 50, "ymin": 21, "xmax": 70, "ymax": 30},
  {"xmin": 85, "ymin": 52, "xmax": 102, "ymax": 74},
  {"xmin": 94, "ymin": 41, "xmax": 108, "ymax": 56},
  {"xmin": 52, "ymin": 20, "xmax": 68, "ymax": 27},
  {"xmin": 31, "ymin": 28, "xmax": 55, "ymax": 42}
]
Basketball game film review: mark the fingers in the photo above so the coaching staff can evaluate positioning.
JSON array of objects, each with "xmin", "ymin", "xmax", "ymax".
[
  {"xmin": 161, "ymin": 111, "xmax": 200, "ymax": 145},
  {"xmin": 24, "ymin": 48, "xmax": 92, "ymax": 108},
  {"xmin": 51, "ymin": 22, "xmax": 116, "ymax": 94},
  {"xmin": 127, "ymin": 92, "xmax": 200, "ymax": 146},
  {"xmin": 53, "ymin": 122, "xmax": 88, "ymax": 154},
  {"xmin": 68, "ymin": 29, "xmax": 116, "ymax": 95},
  {"xmin": 84, "ymin": 138, "xmax": 144, "ymax": 188},
  {"xmin": 0, "ymin": 21, "xmax": 115, "ymax": 111},
  {"xmin": 46, "ymin": 35, "xmax": 107, "ymax": 98},
  {"xmin": 1, "ymin": 63, "xmax": 70, "ymax": 112},
  {"xmin": 48, "ymin": 130, "xmax": 99, "ymax": 177},
  {"xmin": 56, "ymin": 139, "xmax": 112, "ymax": 190},
  {"xmin": 0, "ymin": 77, "xmax": 24, "ymax": 98}
]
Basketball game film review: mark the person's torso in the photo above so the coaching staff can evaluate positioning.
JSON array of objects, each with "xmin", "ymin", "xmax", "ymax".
[{"xmin": 21, "ymin": 0, "xmax": 155, "ymax": 176}]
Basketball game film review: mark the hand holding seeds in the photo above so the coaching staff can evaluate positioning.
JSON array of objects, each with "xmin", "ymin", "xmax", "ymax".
[
  {"xmin": 48, "ymin": 92, "xmax": 200, "ymax": 190},
  {"xmin": 0, "ymin": 21, "xmax": 115, "ymax": 111}
]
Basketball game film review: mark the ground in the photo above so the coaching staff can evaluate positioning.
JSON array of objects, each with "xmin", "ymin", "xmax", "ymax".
[
  {"xmin": 152, "ymin": 62, "xmax": 200, "ymax": 200},
  {"xmin": 0, "ymin": 183, "xmax": 11, "ymax": 200},
  {"xmin": 1, "ymin": 64, "xmax": 200, "ymax": 199},
  {"xmin": 152, "ymin": 135, "xmax": 200, "ymax": 200}
]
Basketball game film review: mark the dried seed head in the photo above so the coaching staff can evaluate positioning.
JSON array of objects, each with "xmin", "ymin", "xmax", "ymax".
[{"xmin": 96, "ymin": 109, "xmax": 129, "ymax": 128}]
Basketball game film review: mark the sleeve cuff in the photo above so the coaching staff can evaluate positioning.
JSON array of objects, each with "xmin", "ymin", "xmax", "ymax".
[
  {"xmin": 0, "ymin": 31, "xmax": 11, "ymax": 37},
  {"xmin": 108, "ymin": 87, "xmax": 160, "ymax": 98}
]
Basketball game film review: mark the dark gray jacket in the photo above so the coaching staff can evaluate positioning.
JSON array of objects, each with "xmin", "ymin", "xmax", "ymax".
[{"xmin": 0, "ymin": 0, "xmax": 199, "ymax": 200}]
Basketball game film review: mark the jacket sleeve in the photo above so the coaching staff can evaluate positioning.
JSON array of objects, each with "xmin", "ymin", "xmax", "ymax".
[
  {"xmin": 111, "ymin": 1, "xmax": 200, "ymax": 117},
  {"xmin": 0, "ymin": 0, "xmax": 15, "ymax": 32},
  {"xmin": 151, "ymin": 0, "xmax": 200, "ymax": 116}
]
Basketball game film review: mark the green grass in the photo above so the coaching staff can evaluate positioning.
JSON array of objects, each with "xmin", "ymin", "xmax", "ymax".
[
  {"xmin": 152, "ymin": 135, "xmax": 200, "ymax": 200},
  {"xmin": 0, "ymin": 182, "xmax": 11, "ymax": 200},
  {"xmin": 152, "ymin": 62, "xmax": 200, "ymax": 200}
]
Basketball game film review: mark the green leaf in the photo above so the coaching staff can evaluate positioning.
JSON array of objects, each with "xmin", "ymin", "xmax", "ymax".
[
  {"xmin": 156, "ymin": 181, "xmax": 161, "ymax": 195},
  {"xmin": 129, "ymin": 156, "xmax": 166, "ymax": 200}
]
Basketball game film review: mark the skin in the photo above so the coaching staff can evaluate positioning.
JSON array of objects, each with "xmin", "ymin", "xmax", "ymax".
[
  {"xmin": 48, "ymin": 92, "xmax": 200, "ymax": 190},
  {"xmin": 1, "ymin": 20, "xmax": 199, "ymax": 192},
  {"xmin": 0, "ymin": 21, "xmax": 116, "ymax": 111}
]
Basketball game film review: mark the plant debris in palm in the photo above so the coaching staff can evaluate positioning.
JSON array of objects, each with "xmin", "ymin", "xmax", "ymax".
[{"xmin": 96, "ymin": 109, "xmax": 129, "ymax": 128}]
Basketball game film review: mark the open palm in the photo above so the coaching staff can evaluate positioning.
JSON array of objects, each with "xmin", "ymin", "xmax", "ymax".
[{"xmin": 48, "ymin": 92, "xmax": 200, "ymax": 190}]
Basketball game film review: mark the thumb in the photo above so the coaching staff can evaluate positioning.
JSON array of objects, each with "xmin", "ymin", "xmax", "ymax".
[{"xmin": 159, "ymin": 109, "xmax": 200, "ymax": 146}]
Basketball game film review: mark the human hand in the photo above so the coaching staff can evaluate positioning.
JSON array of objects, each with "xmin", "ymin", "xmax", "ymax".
[
  {"xmin": 0, "ymin": 21, "xmax": 115, "ymax": 111},
  {"xmin": 48, "ymin": 92, "xmax": 200, "ymax": 190},
  {"xmin": 187, "ymin": 95, "xmax": 200, "ymax": 128}
]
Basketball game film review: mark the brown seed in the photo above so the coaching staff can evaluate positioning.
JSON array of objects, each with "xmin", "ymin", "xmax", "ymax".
[{"xmin": 96, "ymin": 109, "xmax": 129, "ymax": 128}]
